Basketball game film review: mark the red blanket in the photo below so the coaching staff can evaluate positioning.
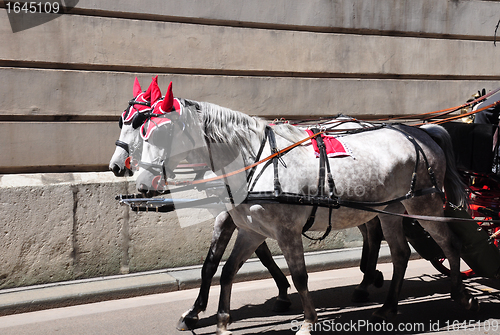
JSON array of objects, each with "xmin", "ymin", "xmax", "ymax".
[{"xmin": 305, "ymin": 129, "xmax": 350, "ymax": 158}]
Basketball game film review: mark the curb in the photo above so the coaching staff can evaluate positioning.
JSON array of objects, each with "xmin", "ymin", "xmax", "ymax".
[{"xmin": 0, "ymin": 245, "xmax": 410, "ymax": 316}]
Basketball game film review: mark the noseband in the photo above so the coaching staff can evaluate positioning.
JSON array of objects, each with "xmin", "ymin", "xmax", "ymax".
[{"xmin": 115, "ymin": 140, "xmax": 130, "ymax": 155}]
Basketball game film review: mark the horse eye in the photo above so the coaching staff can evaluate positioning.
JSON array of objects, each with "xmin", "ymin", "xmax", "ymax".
[{"xmin": 119, "ymin": 116, "xmax": 123, "ymax": 129}]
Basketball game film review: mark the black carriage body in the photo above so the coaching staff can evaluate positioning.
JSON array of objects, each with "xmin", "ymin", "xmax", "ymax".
[{"xmin": 442, "ymin": 122, "xmax": 498, "ymax": 174}]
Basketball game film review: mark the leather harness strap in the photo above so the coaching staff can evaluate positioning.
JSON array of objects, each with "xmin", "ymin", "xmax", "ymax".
[
  {"xmin": 166, "ymin": 129, "xmax": 325, "ymax": 187},
  {"xmin": 302, "ymin": 128, "xmax": 336, "ymax": 241},
  {"xmin": 300, "ymin": 124, "xmax": 445, "ymax": 239},
  {"xmin": 115, "ymin": 140, "xmax": 130, "ymax": 155},
  {"xmin": 375, "ymin": 85, "xmax": 500, "ymax": 123},
  {"xmin": 266, "ymin": 126, "xmax": 284, "ymax": 197}
]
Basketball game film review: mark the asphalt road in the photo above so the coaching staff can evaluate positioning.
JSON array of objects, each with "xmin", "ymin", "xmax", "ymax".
[{"xmin": 0, "ymin": 259, "xmax": 499, "ymax": 335}]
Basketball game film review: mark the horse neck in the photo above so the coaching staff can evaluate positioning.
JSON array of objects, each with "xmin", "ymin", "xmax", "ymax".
[{"xmin": 198, "ymin": 102, "xmax": 266, "ymax": 171}]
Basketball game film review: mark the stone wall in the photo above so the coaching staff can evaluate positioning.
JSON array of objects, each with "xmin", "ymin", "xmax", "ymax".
[{"xmin": 0, "ymin": 173, "xmax": 361, "ymax": 289}]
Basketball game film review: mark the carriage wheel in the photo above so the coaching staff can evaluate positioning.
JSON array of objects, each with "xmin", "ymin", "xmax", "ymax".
[
  {"xmin": 490, "ymin": 226, "xmax": 500, "ymax": 248},
  {"xmin": 430, "ymin": 224, "xmax": 500, "ymax": 278},
  {"xmin": 430, "ymin": 258, "xmax": 476, "ymax": 279}
]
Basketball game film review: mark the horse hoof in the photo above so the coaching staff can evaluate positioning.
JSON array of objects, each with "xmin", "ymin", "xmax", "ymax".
[
  {"xmin": 295, "ymin": 321, "xmax": 313, "ymax": 335},
  {"xmin": 370, "ymin": 312, "xmax": 387, "ymax": 323},
  {"xmin": 176, "ymin": 314, "xmax": 199, "ymax": 331},
  {"xmin": 216, "ymin": 330, "xmax": 232, "ymax": 335},
  {"xmin": 351, "ymin": 288, "xmax": 370, "ymax": 303},
  {"xmin": 273, "ymin": 297, "xmax": 292, "ymax": 313},
  {"xmin": 373, "ymin": 270, "xmax": 384, "ymax": 288},
  {"xmin": 371, "ymin": 308, "xmax": 396, "ymax": 322},
  {"xmin": 453, "ymin": 291, "xmax": 480, "ymax": 312},
  {"xmin": 466, "ymin": 297, "xmax": 480, "ymax": 312}
]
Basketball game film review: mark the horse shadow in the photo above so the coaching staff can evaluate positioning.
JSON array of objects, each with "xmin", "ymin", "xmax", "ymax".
[{"xmin": 189, "ymin": 273, "xmax": 500, "ymax": 334}]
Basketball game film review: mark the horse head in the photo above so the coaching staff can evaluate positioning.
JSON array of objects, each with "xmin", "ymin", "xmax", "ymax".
[
  {"xmin": 135, "ymin": 82, "xmax": 206, "ymax": 195},
  {"xmin": 109, "ymin": 76, "xmax": 162, "ymax": 176}
]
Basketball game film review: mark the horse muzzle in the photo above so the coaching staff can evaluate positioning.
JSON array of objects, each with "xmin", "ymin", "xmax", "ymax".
[{"xmin": 110, "ymin": 163, "xmax": 133, "ymax": 177}]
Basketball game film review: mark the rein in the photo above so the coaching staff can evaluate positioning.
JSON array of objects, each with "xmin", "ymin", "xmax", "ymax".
[
  {"xmin": 375, "ymin": 86, "xmax": 500, "ymax": 123},
  {"xmin": 121, "ymin": 88, "xmax": 500, "ymax": 228},
  {"xmin": 423, "ymin": 100, "xmax": 500, "ymax": 126},
  {"xmin": 152, "ymin": 122, "xmax": 451, "ymax": 228},
  {"xmin": 161, "ymin": 129, "xmax": 326, "ymax": 188}
]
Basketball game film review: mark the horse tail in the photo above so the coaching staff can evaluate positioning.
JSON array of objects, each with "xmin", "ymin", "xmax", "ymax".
[{"xmin": 420, "ymin": 124, "xmax": 468, "ymax": 207}]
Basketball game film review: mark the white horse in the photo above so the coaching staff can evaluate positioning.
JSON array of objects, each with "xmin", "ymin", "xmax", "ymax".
[
  {"xmin": 136, "ymin": 83, "xmax": 477, "ymax": 335},
  {"xmin": 109, "ymin": 78, "xmax": 293, "ymax": 331}
]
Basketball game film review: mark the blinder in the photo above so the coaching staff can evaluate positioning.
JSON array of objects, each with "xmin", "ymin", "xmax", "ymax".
[
  {"xmin": 132, "ymin": 111, "xmax": 151, "ymax": 129},
  {"xmin": 118, "ymin": 97, "xmax": 152, "ymax": 129}
]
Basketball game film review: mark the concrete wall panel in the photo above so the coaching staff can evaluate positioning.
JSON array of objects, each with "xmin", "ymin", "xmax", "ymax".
[
  {"xmin": 0, "ymin": 122, "xmax": 119, "ymax": 173},
  {"xmin": 73, "ymin": 181, "xmax": 129, "ymax": 278},
  {"xmin": 1, "ymin": 70, "xmax": 498, "ymax": 173},
  {"xmin": 0, "ymin": 184, "xmax": 74, "ymax": 288},
  {"xmin": 74, "ymin": 0, "xmax": 500, "ymax": 38},
  {"xmin": 1, "ymin": 67, "xmax": 498, "ymax": 119},
  {"xmin": 1, "ymin": 11, "xmax": 499, "ymax": 77},
  {"xmin": 0, "ymin": 68, "xmax": 135, "ymax": 118}
]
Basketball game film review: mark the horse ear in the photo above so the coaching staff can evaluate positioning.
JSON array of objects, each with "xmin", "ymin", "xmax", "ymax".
[
  {"xmin": 133, "ymin": 77, "xmax": 142, "ymax": 97},
  {"xmin": 161, "ymin": 81, "xmax": 174, "ymax": 112},
  {"xmin": 150, "ymin": 76, "xmax": 162, "ymax": 104},
  {"xmin": 143, "ymin": 76, "xmax": 158, "ymax": 101}
]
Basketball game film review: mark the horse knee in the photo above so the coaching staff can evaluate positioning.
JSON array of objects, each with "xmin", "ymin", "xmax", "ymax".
[
  {"xmin": 401, "ymin": 244, "xmax": 411, "ymax": 260},
  {"xmin": 219, "ymin": 268, "xmax": 234, "ymax": 287},
  {"xmin": 291, "ymin": 273, "xmax": 309, "ymax": 292}
]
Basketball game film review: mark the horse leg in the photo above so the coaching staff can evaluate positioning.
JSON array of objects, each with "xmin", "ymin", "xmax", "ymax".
[
  {"xmin": 254, "ymin": 242, "xmax": 292, "ymax": 312},
  {"xmin": 352, "ymin": 217, "xmax": 385, "ymax": 302},
  {"xmin": 217, "ymin": 229, "xmax": 266, "ymax": 335},
  {"xmin": 405, "ymin": 197, "xmax": 479, "ymax": 312},
  {"xmin": 177, "ymin": 211, "xmax": 236, "ymax": 330},
  {"xmin": 371, "ymin": 202, "xmax": 411, "ymax": 321},
  {"xmin": 277, "ymin": 233, "xmax": 317, "ymax": 335},
  {"xmin": 365, "ymin": 218, "xmax": 385, "ymax": 289}
]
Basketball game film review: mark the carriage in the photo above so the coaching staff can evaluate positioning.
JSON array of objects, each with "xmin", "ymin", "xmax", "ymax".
[{"xmin": 112, "ymin": 79, "xmax": 500, "ymax": 334}]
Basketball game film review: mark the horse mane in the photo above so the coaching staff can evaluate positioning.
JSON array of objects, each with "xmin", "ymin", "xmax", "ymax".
[
  {"xmin": 272, "ymin": 123, "xmax": 308, "ymax": 143},
  {"xmin": 184, "ymin": 99, "xmax": 309, "ymax": 158},
  {"xmin": 195, "ymin": 101, "xmax": 267, "ymax": 157}
]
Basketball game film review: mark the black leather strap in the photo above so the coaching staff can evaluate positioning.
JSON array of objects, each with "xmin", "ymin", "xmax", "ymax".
[
  {"xmin": 115, "ymin": 140, "xmax": 130, "ymax": 154},
  {"xmin": 302, "ymin": 128, "xmax": 336, "ymax": 240},
  {"xmin": 266, "ymin": 126, "xmax": 283, "ymax": 197}
]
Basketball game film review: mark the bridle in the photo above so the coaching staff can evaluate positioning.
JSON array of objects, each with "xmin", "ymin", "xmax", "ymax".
[
  {"xmin": 114, "ymin": 95, "xmax": 153, "ymax": 170},
  {"xmin": 115, "ymin": 139, "xmax": 130, "ymax": 155},
  {"xmin": 136, "ymin": 105, "xmax": 200, "ymax": 189}
]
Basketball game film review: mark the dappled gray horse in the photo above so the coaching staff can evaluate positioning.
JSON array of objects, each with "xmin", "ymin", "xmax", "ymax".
[{"xmin": 136, "ymin": 83, "xmax": 476, "ymax": 335}]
